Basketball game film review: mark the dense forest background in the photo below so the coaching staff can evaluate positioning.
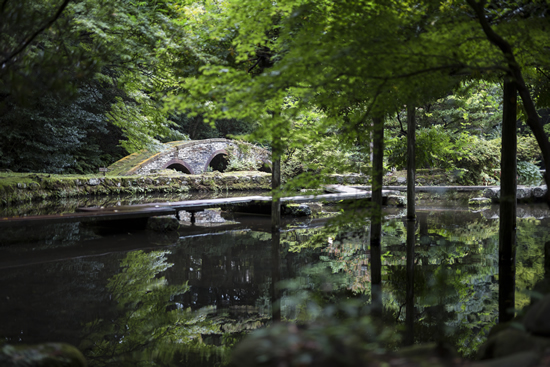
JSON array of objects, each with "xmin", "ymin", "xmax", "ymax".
[{"xmin": 2, "ymin": 0, "xmax": 550, "ymax": 187}]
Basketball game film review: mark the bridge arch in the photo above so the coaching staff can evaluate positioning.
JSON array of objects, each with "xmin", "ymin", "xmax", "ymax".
[
  {"xmin": 164, "ymin": 159, "xmax": 194, "ymax": 174},
  {"xmin": 204, "ymin": 149, "xmax": 229, "ymax": 173}
]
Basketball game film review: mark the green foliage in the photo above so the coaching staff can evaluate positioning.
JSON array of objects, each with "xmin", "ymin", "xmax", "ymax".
[
  {"xmin": 387, "ymin": 126, "xmax": 456, "ymax": 170},
  {"xmin": 0, "ymin": 86, "xmax": 125, "ymax": 173},
  {"xmin": 0, "ymin": 0, "xmax": 99, "ymax": 102},
  {"xmin": 517, "ymin": 135, "xmax": 543, "ymax": 164},
  {"xmin": 170, "ymin": 113, "xmax": 254, "ymax": 140},
  {"xmin": 225, "ymin": 156, "xmax": 261, "ymax": 172},
  {"xmin": 410, "ymin": 81, "xmax": 503, "ymax": 137},
  {"xmin": 454, "ymin": 135, "xmax": 501, "ymax": 185},
  {"xmin": 387, "ymin": 130, "xmax": 501, "ymax": 185},
  {"xmin": 517, "ymin": 161, "xmax": 543, "ymax": 186}
]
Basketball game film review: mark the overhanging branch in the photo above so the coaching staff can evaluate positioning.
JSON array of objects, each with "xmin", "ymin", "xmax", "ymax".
[
  {"xmin": 0, "ymin": 0, "xmax": 72, "ymax": 67},
  {"xmin": 466, "ymin": 0, "xmax": 550, "ymax": 205}
]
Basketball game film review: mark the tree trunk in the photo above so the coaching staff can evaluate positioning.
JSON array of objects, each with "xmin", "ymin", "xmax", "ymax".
[
  {"xmin": 271, "ymin": 230, "xmax": 281, "ymax": 321},
  {"xmin": 271, "ymin": 157, "xmax": 281, "ymax": 232},
  {"xmin": 499, "ymin": 79, "xmax": 517, "ymax": 323},
  {"xmin": 404, "ymin": 219, "xmax": 416, "ymax": 346},
  {"xmin": 407, "ymin": 105, "xmax": 416, "ymax": 220},
  {"xmin": 370, "ymin": 116, "xmax": 384, "ymax": 314}
]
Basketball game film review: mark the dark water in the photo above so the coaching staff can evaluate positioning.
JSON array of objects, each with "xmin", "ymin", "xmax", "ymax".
[{"xmin": 1, "ymin": 199, "xmax": 550, "ymax": 365}]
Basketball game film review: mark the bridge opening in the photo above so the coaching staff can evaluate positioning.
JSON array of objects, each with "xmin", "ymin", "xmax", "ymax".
[
  {"xmin": 167, "ymin": 163, "xmax": 191, "ymax": 174},
  {"xmin": 259, "ymin": 162, "xmax": 272, "ymax": 173},
  {"xmin": 208, "ymin": 153, "xmax": 229, "ymax": 173}
]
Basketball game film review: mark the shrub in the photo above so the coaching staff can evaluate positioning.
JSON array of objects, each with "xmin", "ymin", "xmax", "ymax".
[
  {"xmin": 517, "ymin": 161, "xmax": 543, "ymax": 186},
  {"xmin": 517, "ymin": 135, "xmax": 542, "ymax": 164},
  {"xmin": 386, "ymin": 126, "xmax": 458, "ymax": 170}
]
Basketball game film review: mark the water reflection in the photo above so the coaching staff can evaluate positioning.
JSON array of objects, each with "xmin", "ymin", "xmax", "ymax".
[
  {"xmin": 0, "ymin": 203, "xmax": 550, "ymax": 364},
  {"xmin": 80, "ymin": 250, "xmax": 222, "ymax": 366}
]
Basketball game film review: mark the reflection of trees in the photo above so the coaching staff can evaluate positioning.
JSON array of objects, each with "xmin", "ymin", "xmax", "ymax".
[
  {"xmin": 286, "ymin": 210, "xmax": 505, "ymax": 357},
  {"xmin": 516, "ymin": 218, "xmax": 550, "ymax": 310},
  {"xmin": 80, "ymin": 250, "xmax": 223, "ymax": 367}
]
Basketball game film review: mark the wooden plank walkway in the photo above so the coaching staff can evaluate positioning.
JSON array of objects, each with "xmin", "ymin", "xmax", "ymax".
[{"xmin": 0, "ymin": 185, "xmax": 399, "ymax": 227}]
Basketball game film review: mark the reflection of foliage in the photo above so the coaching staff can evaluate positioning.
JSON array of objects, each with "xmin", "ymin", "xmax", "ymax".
[
  {"xmin": 237, "ymin": 265, "xmax": 399, "ymax": 367},
  {"xmin": 80, "ymin": 250, "xmax": 224, "ymax": 367},
  {"xmin": 516, "ymin": 218, "xmax": 550, "ymax": 311}
]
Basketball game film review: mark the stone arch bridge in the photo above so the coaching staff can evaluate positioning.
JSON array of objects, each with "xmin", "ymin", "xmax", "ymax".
[{"xmin": 108, "ymin": 139, "xmax": 272, "ymax": 176}]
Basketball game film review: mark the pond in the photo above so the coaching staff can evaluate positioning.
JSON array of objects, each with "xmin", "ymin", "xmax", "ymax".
[{"xmin": 1, "ymin": 196, "xmax": 549, "ymax": 366}]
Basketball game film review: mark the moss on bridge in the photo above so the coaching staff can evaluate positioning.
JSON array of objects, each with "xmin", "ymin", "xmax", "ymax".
[{"xmin": 107, "ymin": 141, "xmax": 185, "ymax": 176}]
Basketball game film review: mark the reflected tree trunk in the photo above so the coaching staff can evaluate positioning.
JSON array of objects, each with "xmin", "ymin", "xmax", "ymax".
[
  {"xmin": 271, "ymin": 230, "xmax": 281, "ymax": 322},
  {"xmin": 407, "ymin": 105, "xmax": 416, "ymax": 220},
  {"xmin": 404, "ymin": 219, "xmax": 416, "ymax": 346},
  {"xmin": 271, "ymin": 157, "xmax": 281, "ymax": 232},
  {"xmin": 370, "ymin": 116, "xmax": 384, "ymax": 315},
  {"xmin": 499, "ymin": 79, "xmax": 517, "ymax": 323},
  {"xmin": 271, "ymin": 152, "xmax": 282, "ymax": 321},
  {"xmin": 545, "ymin": 241, "xmax": 550, "ymax": 278}
]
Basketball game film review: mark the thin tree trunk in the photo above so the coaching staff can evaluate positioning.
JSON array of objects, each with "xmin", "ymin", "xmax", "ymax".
[
  {"xmin": 271, "ymin": 157, "xmax": 281, "ymax": 232},
  {"xmin": 271, "ymin": 142, "xmax": 282, "ymax": 320},
  {"xmin": 407, "ymin": 105, "xmax": 416, "ymax": 220},
  {"xmin": 499, "ymin": 79, "xmax": 517, "ymax": 323},
  {"xmin": 404, "ymin": 219, "xmax": 416, "ymax": 346},
  {"xmin": 271, "ymin": 230, "xmax": 281, "ymax": 321},
  {"xmin": 370, "ymin": 116, "xmax": 384, "ymax": 314}
]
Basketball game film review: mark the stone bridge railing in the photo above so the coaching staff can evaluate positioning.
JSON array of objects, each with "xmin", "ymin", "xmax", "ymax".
[{"xmin": 108, "ymin": 139, "xmax": 271, "ymax": 176}]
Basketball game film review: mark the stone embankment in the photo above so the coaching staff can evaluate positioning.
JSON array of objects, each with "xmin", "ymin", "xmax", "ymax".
[
  {"xmin": 483, "ymin": 185, "xmax": 548, "ymax": 202},
  {"xmin": 0, "ymin": 172, "xmax": 372, "ymax": 206},
  {"xmin": 0, "ymin": 172, "xmax": 272, "ymax": 205}
]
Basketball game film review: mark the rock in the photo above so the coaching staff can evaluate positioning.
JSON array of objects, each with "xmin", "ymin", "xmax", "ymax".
[
  {"xmin": 472, "ymin": 351, "xmax": 541, "ymax": 367},
  {"xmin": 87, "ymin": 178, "xmax": 100, "ymax": 186},
  {"xmin": 0, "ymin": 343, "xmax": 87, "ymax": 367},
  {"xmin": 477, "ymin": 327, "xmax": 536, "ymax": 360},
  {"xmin": 146, "ymin": 216, "xmax": 180, "ymax": 232},
  {"xmin": 386, "ymin": 195, "xmax": 406, "ymax": 207},
  {"xmin": 483, "ymin": 188, "xmax": 500, "ymax": 199},
  {"xmin": 16, "ymin": 182, "xmax": 26, "ymax": 189},
  {"xmin": 533, "ymin": 185, "xmax": 548, "ymax": 198},
  {"xmin": 396, "ymin": 176, "xmax": 407, "ymax": 184},
  {"xmin": 396, "ymin": 343, "xmax": 457, "ymax": 366},
  {"xmin": 469, "ymin": 198, "xmax": 492, "ymax": 206},
  {"xmin": 283, "ymin": 204, "xmax": 312, "ymax": 216},
  {"xmin": 516, "ymin": 186, "xmax": 533, "ymax": 200},
  {"xmin": 524, "ymin": 293, "xmax": 550, "ymax": 336}
]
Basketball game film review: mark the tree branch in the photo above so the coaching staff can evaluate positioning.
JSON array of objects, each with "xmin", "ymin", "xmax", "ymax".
[
  {"xmin": 466, "ymin": 0, "xmax": 550, "ymax": 205},
  {"xmin": 0, "ymin": 0, "xmax": 72, "ymax": 67}
]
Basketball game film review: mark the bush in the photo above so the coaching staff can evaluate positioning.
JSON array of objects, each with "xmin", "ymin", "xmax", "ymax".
[
  {"xmin": 386, "ymin": 126, "xmax": 458, "ymax": 170},
  {"xmin": 517, "ymin": 135, "xmax": 542, "ymax": 164},
  {"xmin": 225, "ymin": 156, "xmax": 261, "ymax": 172},
  {"xmin": 517, "ymin": 161, "xmax": 543, "ymax": 186},
  {"xmin": 453, "ymin": 135, "xmax": 500, "ymax": 185},
  {"xmin": 386, "ymin": 130, "xmax": 502, "ymax": 185}
]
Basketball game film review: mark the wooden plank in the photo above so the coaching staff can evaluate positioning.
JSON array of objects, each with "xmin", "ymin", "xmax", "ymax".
[{"xmin": 0, "ymin": 206, "xmax": 175, "ymax": 227}]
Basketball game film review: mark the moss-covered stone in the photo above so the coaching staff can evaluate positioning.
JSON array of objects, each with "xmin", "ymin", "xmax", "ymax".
[
  {"xmin": 282, "ymin": 203, "xmax": 312, "ymax": 216},
  {"xmin": 469, "ymin": 198, "xmax": 492, "ymax": 206},
  {"xmin": 0, "ymin": 172, "xmax": 271, "ymax": 206},
  {"xmin": 0, "ymin": 343, "xmax": 86, "ymax": 367}
]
